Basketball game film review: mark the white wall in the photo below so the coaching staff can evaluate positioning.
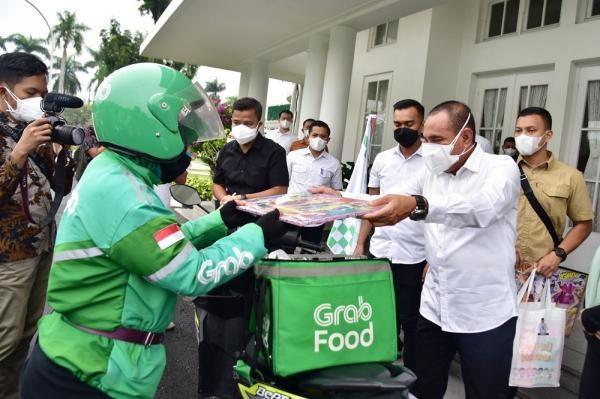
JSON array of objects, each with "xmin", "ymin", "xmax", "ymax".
[
  {"xmin": 341, "ymin": 9, "xmax": 433, "ymax": 163},
  {"xmin": 455, "ymin": 0, "xmax": 600, "ymax": 159}
]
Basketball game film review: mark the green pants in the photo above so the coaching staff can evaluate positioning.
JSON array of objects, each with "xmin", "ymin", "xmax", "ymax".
[{"xmin": 0, "ymin": 251, "xmax": 52, "ymax": 399}]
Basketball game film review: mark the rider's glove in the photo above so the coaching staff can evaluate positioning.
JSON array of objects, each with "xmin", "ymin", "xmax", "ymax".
[
  {"xmin": 255, "ymin": 209, "xmax": 290, "ymax": 245},
  {"xmin": 219, "ymin": 200, "xmax": 255, "ymax": 229}
]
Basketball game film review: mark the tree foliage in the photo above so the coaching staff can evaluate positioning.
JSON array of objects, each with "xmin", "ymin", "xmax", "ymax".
[
  {"xmin": 204, "ymin": 78, "xmax": 226, "ymax": 101},
  {"xmin": 61, "ymin": 103, "xmax": 92, "ymax": 127},
  {"xmin": 6, "ymin": 34, "xmax": 50, "ymax": 60},
  {"xmin": 91, "ymin": 19, "xmax": 146, "ymax": 92},
  {"xmin": 137, "ymin": 0, "xmax": 171, "ymax": 23},
  {"xmin": 52, "ymin": 10, "xmax": 90, "ymax": 93},
  {"xmin": 51, "ymin": 55, "xmax": 87, "ymax": 95}
]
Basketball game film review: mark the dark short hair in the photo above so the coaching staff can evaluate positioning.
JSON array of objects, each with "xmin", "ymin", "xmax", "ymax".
[
  {"xmin": 518, "ymin": 107, "xmax": 552, "ymax": 130},
  {"xmin": 309, "ymin": 120, "xmax": 330, "ymax": 136},
  {"xmin": 393, "ymin": 99, "xmax": 424, "ymax": 120},
  {"xmin": 232, "ymin": 97, "xmax": 263, "ymax": 121},
  {"xmin": 503, "ymin": 136, "xmax": 515, "ymax": 144},
  {"xmin": 0, "ymin": 52, "xmax": 48, "ymax": 88},
  {"xmin": 302, "ymin": 118, "xmax": 316, "ymax": 126},
  {"xmin": 279, "ymin": 110, "xmax": 293, "ymax": 119},
  {"xmin": 429, "ymin": 100, "xmax": 477, "ymax": 142}
]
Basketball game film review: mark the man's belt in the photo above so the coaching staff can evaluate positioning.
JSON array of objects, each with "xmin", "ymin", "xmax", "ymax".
[{"xmin": 69, "ymin": 321, "xmax": 165, "ymax": 346}]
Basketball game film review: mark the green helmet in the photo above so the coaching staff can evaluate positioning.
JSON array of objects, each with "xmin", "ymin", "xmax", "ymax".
[{"xmin": 92, "ymin": 63, "xmax": 224, "ymax": 162}]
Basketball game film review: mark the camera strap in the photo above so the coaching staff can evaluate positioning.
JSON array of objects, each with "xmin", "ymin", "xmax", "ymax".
[
  {"xmin": 19, "ymin": 168, "xmax": 36, "ymax": 224},
  {"xmin": 41, "ymin": 148, "xmax": 68, "ymax": 226}
]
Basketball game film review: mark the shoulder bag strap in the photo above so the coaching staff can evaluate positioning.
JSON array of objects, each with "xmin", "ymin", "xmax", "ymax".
[{"xmin": 518, "ymin": 164, "xmax": 562, "ymax": 247}]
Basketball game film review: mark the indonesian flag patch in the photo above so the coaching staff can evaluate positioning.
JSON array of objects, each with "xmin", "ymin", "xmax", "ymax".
[{"xmin": 153, "ymin": 224, "xmax": 185, "ymax": 250}]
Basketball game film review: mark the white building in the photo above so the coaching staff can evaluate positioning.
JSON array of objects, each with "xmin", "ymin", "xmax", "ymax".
[{"xmin": 142, "ymin": 1, "xmax": 600, "ymax": 394}]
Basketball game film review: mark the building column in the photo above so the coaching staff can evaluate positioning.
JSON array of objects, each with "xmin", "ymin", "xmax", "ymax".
[
  {"xmin": 238, "ymin": 65, "xmax": 251, "ymax": 98},
  {"xmin": 247, "ymin": 59, "xmax": 269, "ymax": 121},
  {"xmin": 319, "ymin": 25, "xmax": 356, "ymax": 159},
  {"xmin": 298, "ymin": 33, "xmax": 328, "ymax": 126}
]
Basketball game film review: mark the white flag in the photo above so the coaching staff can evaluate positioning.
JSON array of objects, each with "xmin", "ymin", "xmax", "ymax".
[{"xmin": 327, "ymin": 114, "xmax": 376, "ymax": 255}]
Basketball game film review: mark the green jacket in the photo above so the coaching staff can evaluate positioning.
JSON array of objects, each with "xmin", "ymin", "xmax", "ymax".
[{"xmin": 38, "ymin": 150, "xmax": 267, "ymax": 398}]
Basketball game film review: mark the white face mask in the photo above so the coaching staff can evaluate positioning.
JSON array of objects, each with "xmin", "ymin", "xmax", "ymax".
[
  {"xmin": 231, "ymin": 123, "xmax": 259, "ymax": 145},
  {"xmin": 3, "ymin": 87, "xmax": 44, "ymax": 122},
  {"xmin": 280, "ymin": 119, "xmax": 291, "ymax": 130},
  {"xmin": 309, "ymin": 136, "xmax": 327, "ymax": 152},
  {"xmin": 515, "ymin": 134, "xmax": 545, "ymax": 156},
  {"xmin": 502, "ymin": 148, "xmax": 517, "ymax": 157},
  {"xmin": 422, "ymin": 114, "xmax": 473, "ymax": 175}
]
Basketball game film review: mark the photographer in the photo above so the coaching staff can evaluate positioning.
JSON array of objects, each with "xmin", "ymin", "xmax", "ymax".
[{"xmin": 0, "ymin": 52, "xmax": 54, "ymax": 398}]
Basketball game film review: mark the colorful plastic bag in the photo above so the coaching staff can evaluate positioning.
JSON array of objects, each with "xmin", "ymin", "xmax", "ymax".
[{"xmin": 509, "ymin": 270, "xmax": 566, "ymax": 387}]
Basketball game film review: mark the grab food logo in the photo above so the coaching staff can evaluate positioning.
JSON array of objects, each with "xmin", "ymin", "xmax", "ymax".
[{"xmin": 313, "ymin": 296, "xmax": 373, "ymax": 352}]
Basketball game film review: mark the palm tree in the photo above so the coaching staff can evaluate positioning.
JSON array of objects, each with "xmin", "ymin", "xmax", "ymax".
[
  {"xmin": 51, "ymin": 10, "xmax": 89, "ymax": 93},
  {"xmin": 51, "ymin": 55, "xmax": 87, "ymax": 95},
  {"xmin": 204, "ymin": 78, "xmax": 226, "ymax": 101},
  {"xmin": 6, "ymin": 34, "xmax": 50, "ymax": 60},
  {"xmin": 84, "ymin": 47, "xmax": 100, "ymax": 100}
]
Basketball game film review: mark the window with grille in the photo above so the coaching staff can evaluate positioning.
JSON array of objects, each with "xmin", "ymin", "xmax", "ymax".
[
  {"xmin": 369, "ymin": 20, "xmax": 399, "ymax": 49},
  {"xmin": 518, "ymin": 84, "xmax": 548, "ymax": 110},
  {"xmin": 488, "ymin": 0, "xmax": 520, "ymax": 37},
  {"xmin": 590, "ymin": 0, "xmax": 600, "ymax": 17},
  {"xmin": 480, "ymin": 88, "xmax": 508, "ymax": 153},
  {"xmin": 361, "ymin": 78, "xmax": 389, "ymax": 162},
  {"xmin": 525, "ymin": 0, "xmax": 562, "ymax": 29}
]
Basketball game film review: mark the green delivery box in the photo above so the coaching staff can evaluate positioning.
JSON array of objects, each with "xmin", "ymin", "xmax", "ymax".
[{"xmin": 254, "ymin": 258, "xmax": 397, "ymax": 377}]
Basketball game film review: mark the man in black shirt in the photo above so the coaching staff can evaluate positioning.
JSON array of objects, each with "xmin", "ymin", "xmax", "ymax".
[
  {"xmin": 213, "ymin": 97, "xmax": 288, "ymax": 205},
  {"xmin": 203, "ymin": 97, "xmax": 288, "ymax": 398}
]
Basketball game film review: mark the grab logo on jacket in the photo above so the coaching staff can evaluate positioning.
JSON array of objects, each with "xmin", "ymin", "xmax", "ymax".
[{"xmin": 197, "ymin": 247, "xmax": 254, "ymax": 285}]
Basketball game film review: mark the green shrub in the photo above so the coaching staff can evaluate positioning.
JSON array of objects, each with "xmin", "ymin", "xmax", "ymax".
[{"xmin": 185, "ymin": 175, "xmax": 214, "ymax": 201}]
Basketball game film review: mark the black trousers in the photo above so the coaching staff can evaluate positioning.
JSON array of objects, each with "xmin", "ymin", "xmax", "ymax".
[
  {"xmin": 20, "ymin": 343, "xmax": 110, "ymax": 399},
  {"xmin": 390, "ymin": 260, "xmax": 426, "ymax": 373},
  {"xmin": 414, "ymin": 315, "xmax": 518, "ymax": 399},
  {"xmin": 580, "ymin": 334, "xmax": 600, "ymax": 399}
]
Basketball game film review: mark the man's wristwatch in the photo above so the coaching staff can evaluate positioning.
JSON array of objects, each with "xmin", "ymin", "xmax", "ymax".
[
  {"xmin": 553, "ymin": 246, "xmax": 567, "ymax": 262},
  {"xmin": 240, "ymin": 193, "xmax": 247, "ymax": 200},
  {"xmin": 409, "ymin": 195, "xmax": 428, "ymax": 221}
]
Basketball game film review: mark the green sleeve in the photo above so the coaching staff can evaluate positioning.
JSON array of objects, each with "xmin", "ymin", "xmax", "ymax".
[{"xmin": 180, "ymin": 210, "xmax": 228, "ymax": 248}]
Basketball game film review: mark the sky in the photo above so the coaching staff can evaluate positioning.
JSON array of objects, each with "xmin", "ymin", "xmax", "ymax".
[{"xmin": 1, "ymin": 0, "xmax": 293, "ymax": 105}]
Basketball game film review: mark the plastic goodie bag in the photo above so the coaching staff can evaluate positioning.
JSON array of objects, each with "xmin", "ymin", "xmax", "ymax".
[
  {"xmin": 509, "ymin": 270, "xmax": 566, "ymax": 387},
  {"xmin": 251, "ymin": 257, "xmax": 397, "ymax": 377}
]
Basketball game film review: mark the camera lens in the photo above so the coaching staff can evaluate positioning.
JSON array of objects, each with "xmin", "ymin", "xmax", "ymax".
[{"xmin": 52, "ymin": 125, "xmax": 84, "ymax": 145}]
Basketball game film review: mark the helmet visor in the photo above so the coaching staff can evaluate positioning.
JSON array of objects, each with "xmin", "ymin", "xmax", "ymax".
[{"xmin": 177, "ymin": 82, "xmax": 225, "ymax": 145}]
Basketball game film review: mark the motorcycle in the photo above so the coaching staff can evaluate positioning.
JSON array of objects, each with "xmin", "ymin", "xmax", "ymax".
[{"xmin": 169, "ymin": 185, "xmax": 417, "ymax": 399}]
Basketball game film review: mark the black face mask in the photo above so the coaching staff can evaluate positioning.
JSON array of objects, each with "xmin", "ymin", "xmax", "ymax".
[
  {"xmin": 394, "ymin": 127, "xmax": 420, "ymax": 148},
  {"xmin": 159, "ymin": 152, "xmax": 191, "ymax": 183}
]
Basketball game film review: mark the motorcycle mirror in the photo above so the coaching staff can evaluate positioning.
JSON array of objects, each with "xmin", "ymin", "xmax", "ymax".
[{"xmin": 170, "ymin": 184, "xmax": 202, "ymax": 206}]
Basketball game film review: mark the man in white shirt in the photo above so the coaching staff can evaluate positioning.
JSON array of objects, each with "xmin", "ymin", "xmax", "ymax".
[
  {"xmin": 475, "ymin": 133, "xmax": 493, "ymax": 153},
  {"xmin": 362, "ymin": 101, "xmax": 520, "ymax": 399},
  {"xmin": 287, "ymin": 120, "xmax": 342, "ymax": 243},
  {"xmin": 354, "ymin": 99, "xmax": 426, "ymax": 373},
  {"xmin": 266, "ymin": 110, "xmax": 296, "ymax": 153}
]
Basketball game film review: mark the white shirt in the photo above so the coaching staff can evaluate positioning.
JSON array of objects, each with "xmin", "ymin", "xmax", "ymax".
[
  {"xmin": 402, "ymin": 146, "xmax": 520, "ymax": 333},
  {"xmin": 475, "ymin": 134, "xmax": 493, "ymax": 153},
  {"xmin": 368, "ymin": 146, "xmax": 426, "ymax": 264},
  {"xmin": 287, "ymin": 148, "xmax": 343, "ymax": 194},
  {"xmin": 266, "ymin": 129, "xmax": 296, "ymax": 153}
]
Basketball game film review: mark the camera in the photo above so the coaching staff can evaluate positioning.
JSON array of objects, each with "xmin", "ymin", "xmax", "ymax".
[{"xmin": 41, "ymin": 92, "xmax": 85, "ymax": 146}]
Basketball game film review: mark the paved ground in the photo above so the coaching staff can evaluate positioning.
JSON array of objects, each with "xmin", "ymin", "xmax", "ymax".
[{"xmin": 156, "ymin": 298, "xmax": 199, "ymax": 399}]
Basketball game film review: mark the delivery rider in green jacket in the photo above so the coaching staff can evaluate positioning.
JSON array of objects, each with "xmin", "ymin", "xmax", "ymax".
[{"xmin": 20, "ymin": 63, "xmax": 287, "ymax": 399}]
